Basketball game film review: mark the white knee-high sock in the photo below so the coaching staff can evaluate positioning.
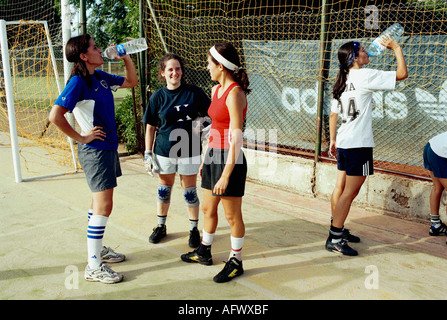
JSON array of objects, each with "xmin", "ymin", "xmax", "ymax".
[
  {"xmin": 87, "ymin": 215, "xmax": 108, "ymax": 269},
  {"xmin": 230, "ymin": 236, "xmax": 244, "ymax": 261},
  {"xmin": 88, "ymin": 208, "xmax": 93, "ymax": 222}
]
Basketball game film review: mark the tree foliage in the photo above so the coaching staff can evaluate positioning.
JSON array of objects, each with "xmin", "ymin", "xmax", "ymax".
[{"xmin": 54, "ymin": 0, "xmax": 139, "ymax": 50}]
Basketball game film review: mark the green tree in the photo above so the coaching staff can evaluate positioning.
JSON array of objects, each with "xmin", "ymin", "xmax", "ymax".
[{"xmin": 54, "ymin": 0, "xmax": 140, "ymax": 49}]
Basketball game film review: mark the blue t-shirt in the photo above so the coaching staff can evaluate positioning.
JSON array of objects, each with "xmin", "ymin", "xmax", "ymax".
[
  {"xmin": 142, "ymin": 83, "xmax": 211, "ymax": 158},
  {"xmin": 54, "ymin": 70, "xmax": 125, "ymax": 150}
]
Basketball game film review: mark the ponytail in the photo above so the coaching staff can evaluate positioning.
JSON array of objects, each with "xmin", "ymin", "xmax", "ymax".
[
  {"xmin": 333, "ymin": 67, "xmax": 349, "ymax": 101},
  {"xmin": 233, "ymin": 68, "xmax": 251, "ymax": 95},
  {"xmin": 332, "ymin": 41, "xmax": 360, "ymax": 100}
]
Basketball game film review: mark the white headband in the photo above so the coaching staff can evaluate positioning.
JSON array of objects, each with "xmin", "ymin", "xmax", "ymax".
[{"xmin": 209, "ymin": 46, "xmax": 240, "ymax": 72}]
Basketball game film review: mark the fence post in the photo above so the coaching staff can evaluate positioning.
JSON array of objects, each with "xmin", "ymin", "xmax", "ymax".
[{"xmin": 315, "ymin": 0, "xmax": 332, "ymax": 163}]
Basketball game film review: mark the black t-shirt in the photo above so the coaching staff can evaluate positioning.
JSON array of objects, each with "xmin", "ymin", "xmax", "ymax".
[{"xmin": 142, "ymin": 83, "xmax": 211, "ymax": 158}]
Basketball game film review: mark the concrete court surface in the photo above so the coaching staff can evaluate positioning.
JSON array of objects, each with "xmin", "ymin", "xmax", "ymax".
[{"xmin": 1, "ymin": 143, "xmax": 447, "ymax": 301}]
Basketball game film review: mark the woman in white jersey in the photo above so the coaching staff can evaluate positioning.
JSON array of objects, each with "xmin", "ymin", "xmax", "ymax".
[
  {"xmin": 423, "ymin": 132, "xmax": 447, "ymax": 239},
  {"xmin": 327, "ymin": 35, "xmax": 408, "ymax": 256}
]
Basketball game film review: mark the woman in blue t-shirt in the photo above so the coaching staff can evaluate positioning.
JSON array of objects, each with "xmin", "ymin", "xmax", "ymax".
[
  {"xmin": 49, "ymin": 34, "xmax": 138, "ymax": 283},
  {"xmin": 142, "ymin": 53, "xmax": 210, "ymax": 248}
]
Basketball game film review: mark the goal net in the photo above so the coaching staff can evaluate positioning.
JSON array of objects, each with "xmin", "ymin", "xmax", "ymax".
[
  {"xmin": 143, "ymin": 0, "xmax": 447, "ymax": 179},
  {"xmin": 0, "ymin": 20, "xmax": 77, "ymax": 182}
]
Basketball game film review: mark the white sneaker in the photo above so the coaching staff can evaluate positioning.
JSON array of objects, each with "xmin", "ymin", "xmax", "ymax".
[
  {"xmin": 101, "ymin": 246, "xmax": 126, "ymax": 263},
  {"xmin": 84, "ymin": 263, "xmax": 123, "ymax": 284}
]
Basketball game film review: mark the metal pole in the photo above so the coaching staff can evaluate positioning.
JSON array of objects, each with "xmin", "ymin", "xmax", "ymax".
[
  {"xmin": 61, "ymin": 0, "xmax": 78, "ymax": 172},
  {"xmin": 146, "ymin": 0, "xmax": 168, "ymax": 53},
  {"xmin": 0, "ymin": 20, "xmax": 22, "ymax": 182},
  {"xmin": 314, "ymin": 0, "xmax": 331, "ymax": 163},
  {"xmin": 138, "ymin": 0, "xmax": 148, "ymax": 153},
  {"xmin": 139, "ymin": 0, "xmax": 147, "ymax": 108},
  {"xmin": 80, "ymin": 0, "xmax": 87, "ymax": 35}
]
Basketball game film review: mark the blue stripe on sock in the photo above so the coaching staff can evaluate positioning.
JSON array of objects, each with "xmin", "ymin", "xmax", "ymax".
[
  {"xmin": 88, "ymin": 230, "xmax": 104, "ymax": 234},
  {"xmin": 87, "ymin": 235, "xmax": 104, "ymax": 239}
]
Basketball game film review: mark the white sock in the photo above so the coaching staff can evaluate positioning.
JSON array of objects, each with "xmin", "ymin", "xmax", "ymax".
[
  {"xmin": 201, "ymin": 230, "xmax": 215, "ymax": 246},
  {"xmin": 87, "ymin": 215, "xmax": 108, "ymax": 269},
  {"xmin": 230, "ymin": 236, "xmax": 244, "ymax": 261},
  {"xmin": 87, "ymin": 208, "xmax": 93, "ymax": 222}
]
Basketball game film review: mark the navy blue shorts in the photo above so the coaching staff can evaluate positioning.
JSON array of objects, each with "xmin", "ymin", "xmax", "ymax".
[
  {"xmin": 423, "ymin": 142, "xmax": 447, "ymax": 179},
  {"xmin": 337, "ymin": 147, "xmax": 374, "ymax": 176}
]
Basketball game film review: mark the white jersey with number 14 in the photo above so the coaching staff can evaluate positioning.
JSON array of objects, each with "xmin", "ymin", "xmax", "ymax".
[{"xmin": 331, "ymin": 68, "xmax": 396, "ymax": 149}]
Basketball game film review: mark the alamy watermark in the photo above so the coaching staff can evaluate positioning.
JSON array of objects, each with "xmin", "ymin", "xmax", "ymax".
[
  {"xmin": 365, "ymin": 5, "xmax": 380, "ymax": 30},
  {"xmin": 364, "ymin": 265, "xmax": 379, "ymax": 290},
  {"xmin": 64, "ymin": 265, "xmax": 79, "ymax": 290}
]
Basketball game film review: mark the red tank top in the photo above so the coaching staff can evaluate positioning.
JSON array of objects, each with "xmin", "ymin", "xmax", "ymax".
[{"xmin": 208, "ymin": 82, "xmax": 247, "ymax": 149}]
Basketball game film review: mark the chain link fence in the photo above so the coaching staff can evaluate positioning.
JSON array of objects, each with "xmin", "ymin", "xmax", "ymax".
[{"xmin": 142, "ymin": 0, "xmax": 447, "ymax": 180}]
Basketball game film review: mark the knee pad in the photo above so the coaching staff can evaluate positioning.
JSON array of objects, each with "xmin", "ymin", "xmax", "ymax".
[
  {"xmin": 183, "ymin": 186, "xmax": 199, "ymax": 207},
  {"xmin": 157, "ymin": 184, "xmax": 172, "ymax": 204}
]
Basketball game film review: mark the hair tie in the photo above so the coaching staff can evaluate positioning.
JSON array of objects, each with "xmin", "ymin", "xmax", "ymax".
[{"xmin": 340, "ymin": 41, "xmax": 361, "ymax": 69}]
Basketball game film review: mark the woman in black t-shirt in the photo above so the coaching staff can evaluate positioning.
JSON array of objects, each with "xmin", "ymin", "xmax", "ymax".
[{"xmin": 142, "ymin": 53, "xmax": 210, "ymax": 248}]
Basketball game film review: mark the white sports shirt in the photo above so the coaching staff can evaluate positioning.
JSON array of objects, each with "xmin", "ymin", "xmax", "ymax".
[
  {"xmin": 331, "ymin": 68, "xmax": 396, "ymax": 149},
  {"xmin": 429, "ymin": 131, "xmax": 447, "ymax": 158}
]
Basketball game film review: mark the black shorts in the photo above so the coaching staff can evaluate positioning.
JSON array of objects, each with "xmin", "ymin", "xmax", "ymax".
[
  {"xmin": 201, "ymin": 148, "xmax": 247, "ymax": 197},
  {"xmin": 337, "ymin": 147, "xmax": 373, "ymax": 176}
]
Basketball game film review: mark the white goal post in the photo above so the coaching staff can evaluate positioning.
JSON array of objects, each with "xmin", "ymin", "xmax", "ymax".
[{"xmin": 0, "ymin": 19, "xmax": 77, "ymax": 182}]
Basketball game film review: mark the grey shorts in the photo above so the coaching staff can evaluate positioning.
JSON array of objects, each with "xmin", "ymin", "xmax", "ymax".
[{"xmin": 77, "ymin": 144, "xmax": 122, "ymax": 192}]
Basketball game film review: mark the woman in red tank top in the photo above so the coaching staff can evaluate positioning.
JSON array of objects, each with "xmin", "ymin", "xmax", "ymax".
[{"xmin": 181, "ymin": 42, "xmax": 251, "ymax": 283}]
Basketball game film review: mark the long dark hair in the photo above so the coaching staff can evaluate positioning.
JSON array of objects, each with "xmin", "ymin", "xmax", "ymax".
[
  {"xmin": 209, "ymin": 42, "xmax": 251, "ymax": 94},
  {"xmin": 65, "ymin": 34, "xmax": 97, "ymax": 88},
  {"xmin": 332, "ymin": 41, "xmax": 360, "ymax": 100}
]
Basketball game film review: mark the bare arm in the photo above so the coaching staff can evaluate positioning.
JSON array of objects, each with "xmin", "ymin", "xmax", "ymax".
[
  {"xmin": 144, "ymin": 124, "xmax": 157, "ymax": 152},
  {"xmin": 329, "ymin": 111, "xmax": 338, "ymax": 158},
  {"xmin": 381, "ymin": 34, "xmax": 408, "ymax": 81},
  {"xmin": 119, "ymin": 55, "xmax": 138, "ymax": 88}
]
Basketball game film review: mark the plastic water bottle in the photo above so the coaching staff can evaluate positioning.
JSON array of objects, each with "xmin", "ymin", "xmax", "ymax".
[
  {"xmin": 367, "ymin": 23, "xmax": 404, "ymax": 57},
  {"xmin": 102, "ymin": 38, "xmax": 148, "ymax": 59}
]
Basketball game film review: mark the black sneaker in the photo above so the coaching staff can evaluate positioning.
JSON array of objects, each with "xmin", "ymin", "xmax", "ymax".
[
  {"xmin": 342, "ymin": 228, "xmax": 360, "ymax": 243},
  {"xmin": 429, "ymin": 223, "xmax": 447, "ymax": 236},
  {"xmin": 213, "ymin": 257, "xmax": 244, "ymax": 283},
  {"xmin": 189, "ymin": 227, "xmax": 200, "ymax": 248},
  {"xmin": 149, "ymin": 225, "xmax": 167, "ymax": 244},
  {"xmin": 181, "ymin": 247, "xmax": 213, "ymax": 266},
  {"xmin": 325, "ymin": 237, "xmax": 358, "ymax": 256}
]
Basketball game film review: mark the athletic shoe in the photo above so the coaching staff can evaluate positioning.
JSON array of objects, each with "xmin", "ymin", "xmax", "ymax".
[
  {"xmin": 342, "ymin": 228, "xmax": 360, "ymax": 243},
  {"xmin": 101, "ymin": 246, "xmax": 126, "ymax": 263},
  {"xmin": 181, "ymin": 247, "xmax": 213, "ymax": 265},
  {"xmin": 149, "ymin": 225, "xmax": 167, "ymax": 243},
  {"xmin": 429, "ymin": 223, "xmax": 447, "ymax": 236},
  {"xmin": 213, "ymin": 257, "xmax": 244, "ymax": 283},
  {"xmin": 325, "ymin": 237, "xmax": 358, "ymax": 256},
  {"xmin": 84, "ymin": 263, "xmax": 123, "ymax": 284},
  {"xmin": 189, "ymin": 227, "xmax": 201, "ymax": 248}
]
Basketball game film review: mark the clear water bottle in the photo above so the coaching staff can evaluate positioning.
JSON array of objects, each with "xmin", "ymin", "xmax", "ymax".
[
  {"xmin": 102, "ymin": 38, "xmax": 148, "ymax": 59},
  {"xmin": 367, "ymin": 23, "xmax": 404, "ymax": 57}
]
